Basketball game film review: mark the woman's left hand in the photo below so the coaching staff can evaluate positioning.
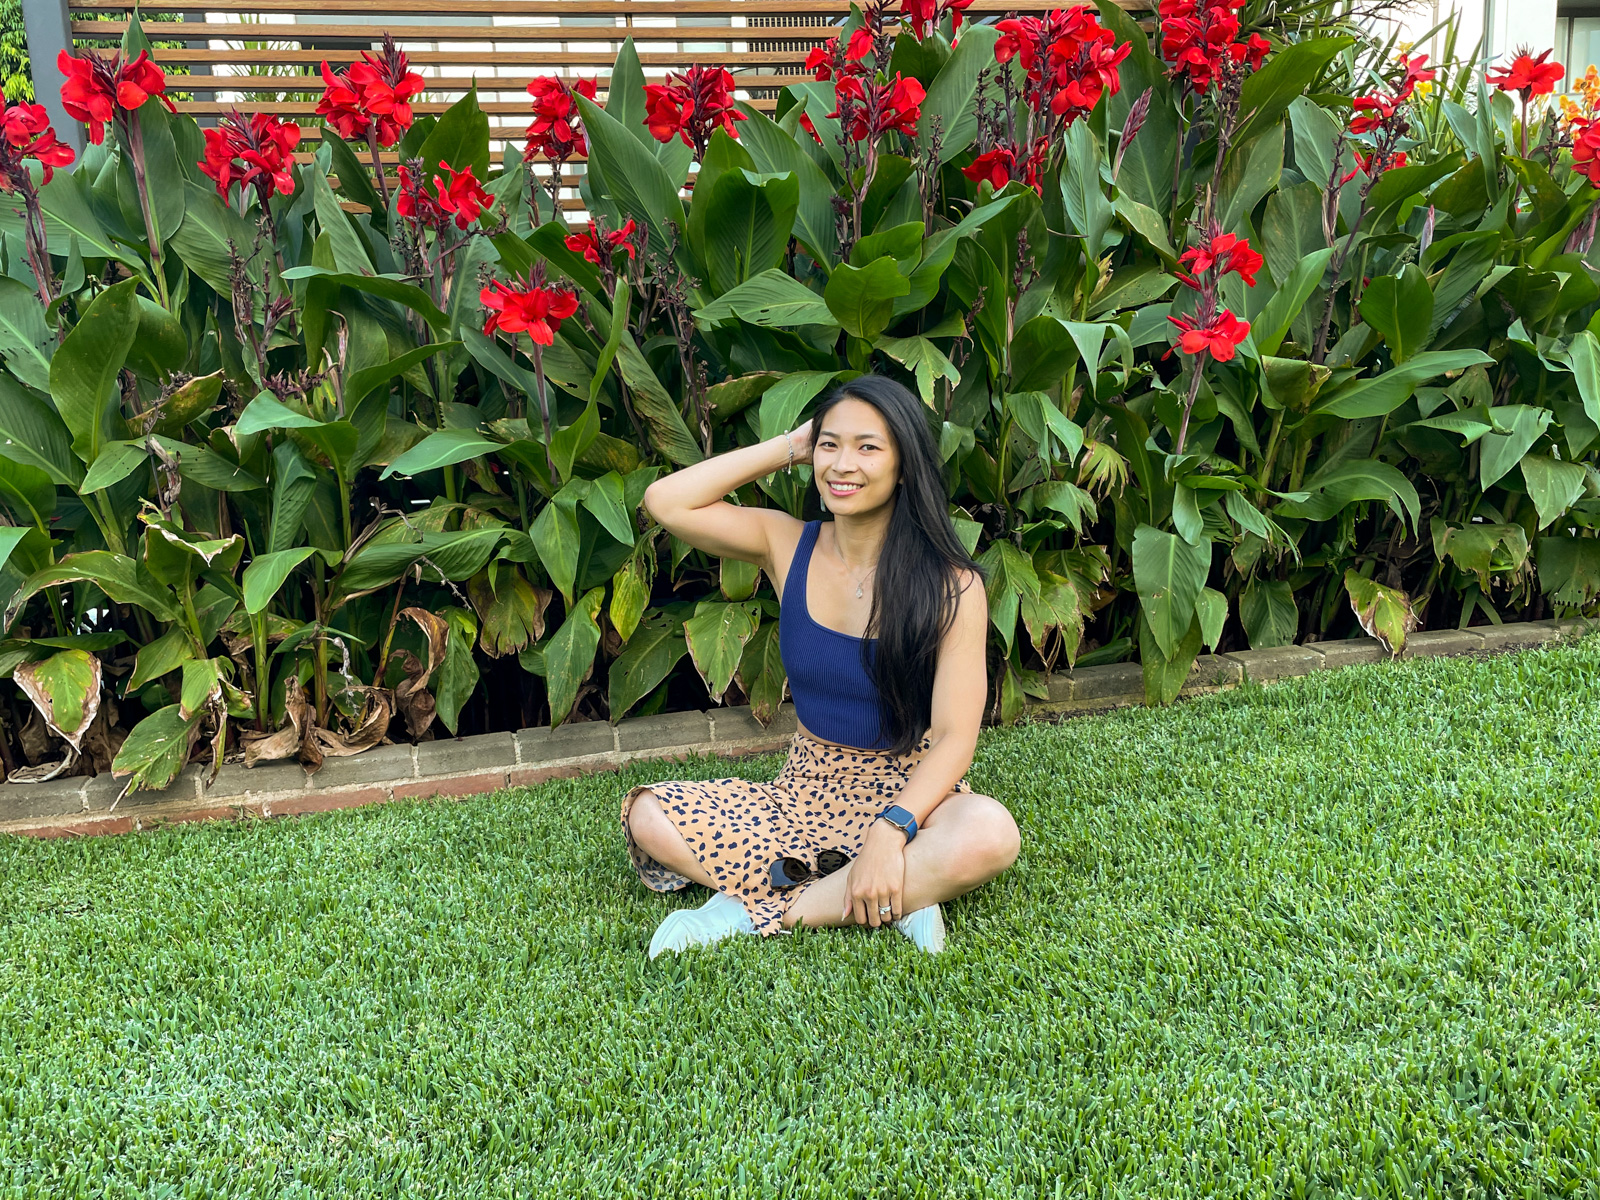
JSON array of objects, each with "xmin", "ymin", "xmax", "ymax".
[{"xmin": 844, "ymin": 822, "xmax": 906, "ymax": 927}]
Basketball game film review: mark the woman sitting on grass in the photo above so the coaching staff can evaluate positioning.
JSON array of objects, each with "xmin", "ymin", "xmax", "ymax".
[{"xmin": 624, "ymin": 375, "xmax": 1020, "ymax": 958}]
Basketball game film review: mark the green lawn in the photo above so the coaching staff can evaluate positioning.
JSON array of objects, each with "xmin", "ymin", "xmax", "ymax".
[{"xmin": 4, "ymin": 640, "xmax": 1600, "ymax": 1198}]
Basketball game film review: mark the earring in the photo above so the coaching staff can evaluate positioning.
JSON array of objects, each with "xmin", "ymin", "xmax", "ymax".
[{"xmin": 818, "ymin": 487, "xmax": 829, "ymax": 513}]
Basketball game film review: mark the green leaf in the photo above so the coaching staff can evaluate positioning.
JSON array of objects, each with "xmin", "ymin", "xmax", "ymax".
[
  {"xmin": 5, "ymin": 551, "xmax": 179, "ymax": 629},
  {"xmin": 531, "ymin": 495, "xmax": 582, "ymax": 605},
  {"xmin": 574, "ymin": 95, "xmax": 686, "ymax": 260},
  {"xmin": 590, "ymin": 281, "xmax": 631, "ymax": 403},
  {"xmin": 380, "ymin": 429, "xmax": 501, "ymax": 480},
  {"xmin": 1358, "ymin": 263, "xmax": 1433, "ymax": 363},
  {"xmin": 128, "ymin": 626, "xmax": 194, "ymax": 691},
  {"xmin": 111, "ymin": 704, "xmax": 202, "ymax": 796},
  {"xmin": 1234, "ymin": 37, "xmax": 1353, "ymax": 149},
  {"xmin": 1252, "ymin": 248, "xmax": 1333, "ymax": 357},
  {"xmin": 735, "ymin": 618, "xmax": 788, "ymax": 725},
  {"xmin": 168, "ymin": 181, "xmax": 260, "ymax": 295},
  {"xmin": 1313, "ymin": 350, "xmax": 1494, "ymax": 419},
  {"xmin": 1519, "ymin": 456, "xmax": 1588, "ymax": 530},
  {"xmin": 1195, "ymin": 587, "xmax": 1227, "ymax": 653},
  {"xmin": 613, "ymin": 333, "xmax": 704, "ymax": 467},
  {"xmin": 268, "ymin": 442, "xmax": 317, "ymax": 554},
  {"xmin": 0, "ymin": 277, "xmax": 53, "ymax": 391},
  {"xmin": 684, "ymin": 601, "xmax": 761, "ymax": 705},
  {"xmin": 51, "ymin": 278, "xmax": 137, "ymax": 467},
  {"xmin": 419, "ymin": 86, "xmax": 491, "ymax": 180},
  {"xmin": 694, "ymin": 269, "xmax": 837, "ymax": 330},
  {"xmin": 824, "ymin": 257, "xmax": 911, "ymax": 342},
  {"xmin": 976, "ymin": 540, "xmax": 1041, "ymax": 656},
  {"xmin": 1131, "ymin": 524, "xmax": 1210, "ymax": 660},
  {"xmin": 580, "ymin": 470, "xmax": 633, "ymax": 547},
  {"xmin": 1566, "ymin": 330, "xmax": 1600, "ymax": 431},
  {"xmin": 549, "ymin": 400, "xmax": 601, "ymax": 485},
  {"xmin": 702, "ymin": 169, "xmax": 799, "ymax": 295},
  {"xmin": 1277, "ymin": 460, "xmax": 1421, "ymax": 532},
  {"xmin": 310, "ymin": 163, "xmax": 376, "ymax": 275},
  {"xmin": 609, "ymin": 545, "xmax": 655, "ymax": 644},
  {"xmin": 322, "ymin": 127, "xmax": 385, "ymax": 224},
  {"xmin": 875, "ymin": 335, "xmax": 960, "ymax": 405},
  {"xmin": 236, "ymin": 391, "xmax": 327, "ymax": 435},
  {"xmin": 127, "ymin": 295, "xmax": 187, "ymax": 382},
  {"xmin": 1009, "ymin": 316, "xmax": 1075, "ymax": 393},
  {"xmin": 242, "ymin": 548, "xmax": 319, "ymax": 615},
  {"xmin": 473, "ymin": 569, "xmax": 551, "ymax": 658},
  {"xmin": 607, "ymin": 614, "xmax": 688, "ymax": 720},
  {"xmin": 1537, "ymin": 535, "xmax": 1600, "ymax": 606},
  {"xmin": 733, "ymin": 104, "xmax": 840, "ymax": 268},
  {"xmin": 1479, "ymin": 405, "xmax": 1555, "ymax": 489},
  {"xmin": 544, "ymin": 587, "xmax": 605, "ymax": 725},
  {"xmin": 280, "ymin": 268, "xmax": 450, "ymax": 333},
  {"xmin": 1061, "ymin": 123, "xmax": 1113, "ymax": 261},
  {"xmin": 435, "ymin": 608, "xmax": 480, "ymax": 735},
  {"xmin": 1216, "ymin": 124, "xmax": 1283, "ymax": 231},
  {"xmin": 1344, "ymin": 570, "xmax": 1417, "ymax": 656},
  {"xmin": 1138, "ymin": 608, "xmax": 1202, "ymax": 706},
  {"xmin": 915, "ymin": 24, "xmax": 999, "ymax": 161},
  {"xmin": 78, "ymin": 439, "xmax": 147, "ymax": 493},
  {"xmin": 1240, "ymin": 578, "xmax": 1297, "ymax": 648},
  {"xmin": 0, "ymin": 373, "xmax": 79, "ymax": 487},
  {"xmin": 345, "ymin": 341, "xmax": 460, "ymax": 409},
  {"xmin": 15, "ymin": 648, "xmax": 99, "ymax": 750}
]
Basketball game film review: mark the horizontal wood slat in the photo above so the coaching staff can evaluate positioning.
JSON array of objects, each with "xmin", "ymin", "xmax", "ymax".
[
  {"xmin": 76, "ymin": 21, "xmax": 860, "ymax": 39},
  {"xmin": 164, "ymin": 73, "xmax": 801, "ymax": 91},
  {"xmin": 113, "ymin": 50, "xmax": 823, "ymax": 66},
  {"xmin": 70, "ymin": 0, "xmax": 1133, "ymax": 12}
]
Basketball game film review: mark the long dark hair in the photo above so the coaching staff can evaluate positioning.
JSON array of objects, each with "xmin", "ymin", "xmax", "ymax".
[{"xmin": 809, "ymin": 374, "xmax": 983, "ymax": 756}]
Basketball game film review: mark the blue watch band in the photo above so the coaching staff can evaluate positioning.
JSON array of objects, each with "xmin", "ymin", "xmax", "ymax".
[{"xmin": 877, "ymin": 804, "xmax": 918, "ymax": 842}]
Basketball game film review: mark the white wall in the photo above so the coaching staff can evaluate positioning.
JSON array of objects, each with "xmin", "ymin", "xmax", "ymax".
[{"xmin": 1372, "ymin": 0, "xmax": 1561, "ymax": 74}]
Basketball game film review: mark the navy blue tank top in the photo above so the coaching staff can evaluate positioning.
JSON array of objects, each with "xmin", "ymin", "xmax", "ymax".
[{"xmin": 778, "ymin": 520, "xmax": 888, "ymax": 750}]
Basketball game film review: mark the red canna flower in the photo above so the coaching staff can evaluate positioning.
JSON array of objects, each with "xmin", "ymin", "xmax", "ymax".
[
  {"xmin": 829, "ymin": 73, "xmax": 926, "ymax": 141},
  {"xmin": 481, "ymin": 275, "xmax": 580, "ymax": 345},
  {"xmin": 1487, "ymin": 48, "xmax": 1564, "ymax": 100},
  {"xmin": 318, "ymin": 35, "xmax": 425, "ymax": 148},
  {"xmin": 993, "ymin": 8, "xmax": 1130, "ymax": 129},
  {"xmin": 199, "ymin": 110, "xmax": 301, "ymax": 202},
  {"xmin": 961, "ymin": 146, "xmax": 1017, "ymax": 191},
  {"xmin": 1157, "ymin": 0, "xmax": 1263, "ymax": 94},
  {"xmin": 1394, "ymin": 53, "xmax": 1436, "ymax": 102},
  {"xmin": 1177, "ymin": 232, "xmax": 1262, "ymax": 287},
  {"xmin": 58, "ymin": 48, "xmax": 177, "ymax": 145},
  {"xmin": 525, "ymin": 75, "xmax": 598, "ymax": 162},
  {"xmin": 807, "ymin": 32, "xmax": 872, "ymax": 83},
  {"xmin": 564, "ymin": 217, "xmax": 638, "ymax": 264},
  {"xmin": 1348, "ymin": 92, "xmax": 1397, "ymax": 136},
  {"xmin": 396, "ymin": 161, "xmax": 447, "ymax": 229},
  {"xmin": 433, "ymin": 161, "xmax": 493, "ymax": 229},
  {"xmin": 1227, "ymin": 33, "xmax": 1271, "ymax": 71},
  {"xmin": 643, "ymin": 65, "xmax": 746, "ymax": 159},
  {"xmin": 900, "ymin": 0, "xmax": 974, "ymax": 41},
  {"xmin": 1169, "ymin": 309, "xmax": 1250, "ymax": 361},
  {"xmin": 1339, "ymin": 148, "xmax": 1408, "ymax": 185},
  {"xmin": 798, "ymin": 110, "xmax": 823, "ymax": 144},
  {"xmin": 0, "ymin": 100, "xmax": 75, "ymax": 188}
]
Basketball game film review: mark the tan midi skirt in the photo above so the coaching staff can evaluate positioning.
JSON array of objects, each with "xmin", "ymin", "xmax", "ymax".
[{"xmin": 620, "ymin": 729, "xmax": 970, "ymax": 935}]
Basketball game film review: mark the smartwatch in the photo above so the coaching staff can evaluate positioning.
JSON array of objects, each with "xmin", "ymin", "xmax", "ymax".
[{"xmin": 876, "ymin": 804, "xmax": 918, "ymax": 843}]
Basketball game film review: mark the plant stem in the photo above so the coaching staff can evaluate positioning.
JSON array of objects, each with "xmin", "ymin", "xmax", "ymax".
[
  {"xmin": 124, "ymin": 114, "xmax": 171, "ymax": 310},
  {"xmin": 251, "ymin": 611, "xmax": 271, "ymax": 728},
  {"xmin": 367, "ymin": 132, "xmax": 392, "ymax": 211},
  {"xmin": 530, "ymin": 338, "xmax": 559, "ymax": 490},
  {"xmin": 1175, "ymin": 361, "xmax": 1206, "ymax": 455}
]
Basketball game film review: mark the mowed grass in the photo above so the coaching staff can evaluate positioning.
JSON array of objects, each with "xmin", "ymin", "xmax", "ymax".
[{"xmin": 3, "ymin": 640, "xmax": 1600, "ymax": 1199}]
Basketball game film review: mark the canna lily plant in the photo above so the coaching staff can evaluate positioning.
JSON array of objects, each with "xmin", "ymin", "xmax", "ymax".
[{"xmin": 0, "ymin": 3, "xmax": 1595, "ymax": 797}]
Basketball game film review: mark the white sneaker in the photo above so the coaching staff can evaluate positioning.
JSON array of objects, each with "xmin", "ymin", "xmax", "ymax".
[
  {"xmin": 893, "ymin": 905, "xmax": 947, "ymax": 953},
  {"xmin": 648, "ymin": 891, "xmax": 757, "ymax": 959}
]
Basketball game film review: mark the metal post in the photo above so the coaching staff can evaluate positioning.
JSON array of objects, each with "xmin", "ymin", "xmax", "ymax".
[{"xmin": 21, "ymin": 0, "xmax": 84, "ymax": 150}]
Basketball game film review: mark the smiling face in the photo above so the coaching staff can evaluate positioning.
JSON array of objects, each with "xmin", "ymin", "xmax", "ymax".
[{"xmin": 813, "ymin": 397, "xmax": 900, "ymax": 515}]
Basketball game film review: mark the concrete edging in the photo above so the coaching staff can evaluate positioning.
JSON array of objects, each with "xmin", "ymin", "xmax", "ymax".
[{"xmin": 2, "ymin": 617, "xmax": 1589, "ymax": 840}]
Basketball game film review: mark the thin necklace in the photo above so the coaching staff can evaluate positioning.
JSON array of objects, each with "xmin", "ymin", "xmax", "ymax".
[{"xmin": 834, "ymin": 543, "xmax": 878, "ymax": 599}]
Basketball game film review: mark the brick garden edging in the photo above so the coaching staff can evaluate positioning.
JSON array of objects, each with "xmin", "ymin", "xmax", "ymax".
[{"xmin": 2, "ymin": 617, "xmax": 1589, "ymax": 840}]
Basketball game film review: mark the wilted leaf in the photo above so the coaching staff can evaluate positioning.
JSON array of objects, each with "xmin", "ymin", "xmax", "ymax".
[
  {"xmin": 735, "ymin": 618, "xmax": 788, "ymax": 725},
  {"xmin": 684, "ymin": 601, "xmax": 761, "ymax": 705},
  {"xmin": 1344, "ymin": 570, "xmax": 1418, "ymax": 656},
  {"xmin": 14, "ymin": 649, "xmax": 100, "ymax": 754},
  {"xmin": 607, "ymin": 614, "xmax": 688, "ymax": 721},
  {"xmin": 468, "ymin": 570, "xmax": 551, "ymax": 658},
  {"xmin": 111, "ymin": 703, "xmax": 202, "ymax": 802}
]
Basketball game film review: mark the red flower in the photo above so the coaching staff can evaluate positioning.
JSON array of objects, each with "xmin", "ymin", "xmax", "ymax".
[
  {"xmin": 1157, "ymin": 0, "xmax": 1258, "ymax": 93},
  {"xmin": 1487, "ymin": 49, "xmax": 1564, "ymax": 99},
  {"xmin": 994, "ymin": 8, "xmax": 1130, "ymax": 129},
  {"xmin": 199, "ymin": 110, "xmax": 300, "ymax": 202},
  {"xmin": 846, "ymin": 28, "xmax": 876, "ymax": 63},
  {"xmin": 1339, "ymin": 148, "xmax": 1408, "ymax": 185},
  {"xmin": 798, "ymin": 110, "xmax": 823, "ymax": 144},
  {"xmin": 525, "ymin": 76, "xmax": 597, "ymax": 163},
  {"xmin": 1227, "ymin": 33, "xmax": 1271, "ymax": 71},
  {"xmin": 318, "ymin": 35, "xmax": 425, "ymax": 148},
  {"xmin": 807, "ymin": 31, "xmax": 873, "ymax": 82},
  {"xmin": 1177, "ymin": 232, "xmax": 1262, "ymax": 287},
  {"xmin": 1572, "ymin": 115, "xmax": 1600, "ymax": 185},
  {"xmin": 564, "ymin": 217, "xmax": 638, "ymax": 264},
  {"xmin": 1348, "ymin": 92, "xmax": 1396, "ymax": 135},
  {"xmin": 961, "ymin": 147, "xmax": 1016, "ymax": 191},
  {"xmin": 481, "ymin": 276, "xmax": 580, "ymax": 345},
  {"xmin": 829, "ymin": 73, "xmax": 925, "ymax": 141},
  {"xmin": 1394, "ymin": 53, "xmax": 1436, "ymax": 103},
  {"xmin": 396, "ymin": 162, "xmax": 447, "ymax": 229},
  {"xmin": 0, "ymin": 100, "xmax": 75, "ymax": 188},
  {"xmin": 434, "ymin": 161, "xmax": 493, "ymax": 229},
  {"xmin": 1169, "ymin": 309, "xmax": 1250, "ymax": 360},
  {"xmin": 900, "ymin": 0, "xmax": 973, "ymax": 41},
  {"xmin": 643, "ymin": 65, "xmax": 746, "ymax": 159},
  {"xmin": 58, "ymin": 48, "xmax": 176, "ymax": 145}
]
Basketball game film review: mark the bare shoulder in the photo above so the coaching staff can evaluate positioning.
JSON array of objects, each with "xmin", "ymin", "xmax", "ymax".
[{"xmin": 760, "ymin": 510, "xmax": 811, "ymax": 596}]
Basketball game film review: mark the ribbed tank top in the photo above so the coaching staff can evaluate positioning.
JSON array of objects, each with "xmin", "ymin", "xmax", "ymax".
[{"xmin": 777, "ymin": 520, "xmax": 889, "ymax": 750}]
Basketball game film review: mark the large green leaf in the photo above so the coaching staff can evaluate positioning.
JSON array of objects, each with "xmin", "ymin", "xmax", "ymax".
[
  {"xmin": 1567, "ymin": 330, "xmax": 1600, "ymax": 430},
  {"xmin": 1139, "ymin": 608, "xmax": 1202, "ymax": 706},
  {"xmin": 730, "ymin": 104, "xmax": 839, "ymax": 268},
  {"xmin": 914, "ymin": 24, "xmax": 999, "ymax": 162},
  {"xmin": 242, "ymin": 548, "xmax": 320, "ymax": 615},
  {"xmin": 279, "ymin": 267, "xmax": 450, "ymax": 332},
  {"xmin": 1358, "ymin": 264, "xmax": 1433, "ymax": 363},
  {"xmin": 51, "ymin": 278, "xmax": 138, "ymax": 466},
  {"xmin": 735, "ymin": 617, "xmax": 788, "ymax": 725},
  {"xmin": 14, "ymin": 648, "xmax": 99, "ymax": 751},
  {"xmin": 702, "ymin": 169, "xmax": 799, "ymax": 295},
  {"xmin": 1234, "ymin": 37, "xmax": 1353, "ymax": 149},
  {"xmin": 169, "ymin": 181, "xmax": 260, "ymax": 296},
  {"xmin": 824, "ymin": 257, "xmax": 910, "ymax": 342},
  {"xmin": 694, "ymin": 269, "xmax": 837, "ymax": 330},
  {"xmin": 1251, "ymin": 248, "xmax": 1333, "ymax": 357},
  {"xmin": 977, "ymin": 540, "xmax": 1041, "ymax": 656},
  {"xmin": 380, "ymin": 429, "xmax": 501, "ymax": 480},
  {"xmin": 574, "ymin": 95, "xmax": 686, "ymax": 260},
  {"xmin": 310, "ymin": 163, "xmax": 375, "ymax": 275},
  {"xmin": 111, "ymin": 704, "xmax": 201, "ymax": 796},
  {"xmin": 1240, "ymin": 578, "xmax": 1297, "ymax": 648},
  {"xmin": 0, "ymin": 278, "xmax": 53, "ymax": 391},
  {"xmin": 0, "ymin": 372, "xmax": 80, "ymax": 486},
  {"xmin": 544, "ymin": 587, "xmax": 605, "ymax": 725},
  {"xmin": 1061, "ymin": 123, "xmax": 1113, "ymax": 261},
  {"xmin": 1537, "ymin": 535, "xmax": 1600, "ymax": 606},
  {"xmin": 1130, "ymin": 524, "xmax": 1210, "ymax": 660},
  {"xmin": 1313, "ymin": 350, "xmax": 1494, "ymax": 419},
  {"xmin": 531, "ymin": 493, "xmax": 583, "ymax": 605},
  {"xmin": 607, "ymin": 613, "xmax": 688, "ymax": 720},
  {"xmin": 684, "ymin": 601, "xmax": 761, "ymax": 704},
  {"xmin": 1479, "ymin": 405, "xmax": 1555, "ymax": 489},
  {"xmin": 419, "ymin": 86, "xmax": 491, "ymax": 180},
  {"xmin": 1009, "ymin": 316, "xmax": 1075, "ymax": 393},
  {"xmin": 1276, "ymin": 460, "xmax": 1421, "ymax": 532},
  {"xmin": 5, "ymin": 551, "xmax": 179, "ymax": 629},
  {"xmin": 1519, "ymin": 456, "xmax": 1588, "ymax": 529},
  {"xmin": 434, "ymin": 608, "xmax": 480, "ymax": 735}
]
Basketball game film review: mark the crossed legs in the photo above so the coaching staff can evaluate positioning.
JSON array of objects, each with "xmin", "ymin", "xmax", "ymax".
[{"xmin": 626, "ymin": 788, "xmax": 1020, "ymax": 931}]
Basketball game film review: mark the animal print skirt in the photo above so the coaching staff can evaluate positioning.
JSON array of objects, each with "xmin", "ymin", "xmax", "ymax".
[{"xmin": 620, "ymin": 729, "xmax": 970, "ymax": 935}]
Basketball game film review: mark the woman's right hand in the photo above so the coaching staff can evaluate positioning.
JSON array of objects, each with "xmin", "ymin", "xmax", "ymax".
[{"xmin": 788, "ymin": 418, "xmax": 815, "ymax": 466}]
